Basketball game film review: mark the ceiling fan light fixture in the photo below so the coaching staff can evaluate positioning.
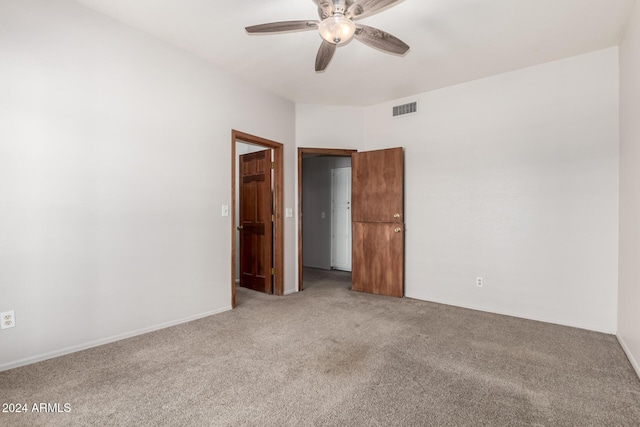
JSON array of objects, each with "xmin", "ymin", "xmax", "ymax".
[
  {"xmin": 318, "ymin": 15, "xmax": 355, "ymax": 45},
  {"xmin": 244, "ymin": 0, "xmax": 409, "ymax": 71}
]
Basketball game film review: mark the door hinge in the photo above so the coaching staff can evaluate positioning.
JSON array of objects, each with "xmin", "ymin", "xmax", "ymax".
[
  {"xmin": 271, "ymin": 162, "xmax": 275, "ymax": 169},
  {"xmin": 271, "ymin": 267, "xmax": 275, "ymax": 275},
  {"xmin": 272, "ymin": 214, "xmax": 275, "ymax": 222}
]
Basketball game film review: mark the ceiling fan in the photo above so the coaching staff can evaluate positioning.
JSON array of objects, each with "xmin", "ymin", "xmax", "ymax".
[{"xmin": 245, "ymin": 0, "xmax": 409, "ymax": 72}]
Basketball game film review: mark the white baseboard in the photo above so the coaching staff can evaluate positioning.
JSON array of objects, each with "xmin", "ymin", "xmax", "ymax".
[
  {"xmin": 284, "ymin": 288, "xmax": 297, "ymax": 295},
  {"xmin": 406, "ymin": 294, "xmax": 616, "ymax": 334},
  {"xmin": 617, "ymin": 335, "xmax": 640, "ymax": 379},
  {"xmin": 0, "ymin": 306, "xmax": 232, "ymax": 373}
]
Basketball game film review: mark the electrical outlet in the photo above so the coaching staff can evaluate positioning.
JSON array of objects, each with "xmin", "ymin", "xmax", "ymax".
[
  {"xmin": 476, "ymin": 277, "xmax": 484, "ymax": 288},
  {"xmin": 1, "ymin": 310, "xmax": 15, "ymax": 329}
]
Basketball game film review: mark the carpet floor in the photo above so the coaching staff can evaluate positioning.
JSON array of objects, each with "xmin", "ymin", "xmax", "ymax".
[{"xmin": 1, "ymin": 268, "xmax": 639, "ymax": 426}]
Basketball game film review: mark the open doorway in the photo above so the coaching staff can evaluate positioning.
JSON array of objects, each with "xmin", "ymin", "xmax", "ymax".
[
  {"xmin": 231, "ymin": 130, "xmax": 284, "ymax": 308},
  {"xmin": 299, "ymin": 147, "xmax": 405, "ymax": 297},
  {"xmin": 298, "ymin": 148, "xmax": 357, "ymax": 291}
]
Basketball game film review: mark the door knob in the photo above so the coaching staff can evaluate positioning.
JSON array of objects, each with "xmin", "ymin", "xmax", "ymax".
[
  {"xmin": 237, "ymin": 226, "xmax": 244, "ymax": 230},
  {"xmin": 393, "ymin": 213, "xmax": 401, "ymax": 219},
  {"xmin": 394, "ymin": 227, "xmax": 402, "ymax": 233}
]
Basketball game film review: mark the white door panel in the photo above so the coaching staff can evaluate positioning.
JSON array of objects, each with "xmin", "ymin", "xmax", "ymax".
[{"xmin": 331, "ymin": 167, "xmax": 352, "ymax": 271}]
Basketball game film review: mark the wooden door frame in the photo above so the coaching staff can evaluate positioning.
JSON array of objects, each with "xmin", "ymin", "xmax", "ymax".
[
  {"xmin": 232, "ymin": 130, "xmax": 284, "ymax": 308},
  {"xmin": 297, "ymin": 147, "xmax": 357, "ymax": 291}
]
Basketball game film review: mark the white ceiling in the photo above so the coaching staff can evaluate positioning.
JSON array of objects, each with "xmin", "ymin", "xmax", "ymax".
[{"xmin": 73, "ymin": 0, "xmax": 635, "ymax": 106}]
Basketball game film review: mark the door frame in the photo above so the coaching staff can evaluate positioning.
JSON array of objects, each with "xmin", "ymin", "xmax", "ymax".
[
  {"xmin": 232, "ymin": 130, "xmax": 284, "ymax": 308},
  {"xmin": 297, "ymin": 147, "xmax": 357, "ymax": 291}
]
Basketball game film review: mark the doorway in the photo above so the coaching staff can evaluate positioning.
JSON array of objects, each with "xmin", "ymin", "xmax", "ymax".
[
  {"xmin": 298, "ymin": 148, "xmax": 356, "ymax": 291},
  {"xmin": 298, "ymin": 146, "xmax": 405, "ymax": 297},
  {"xmin": 231, "ymin": 130, "xmax": 284, "ymax": 308}
]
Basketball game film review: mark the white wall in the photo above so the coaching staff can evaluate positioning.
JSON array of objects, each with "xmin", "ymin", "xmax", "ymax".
[
  {"xmin": 362, "ymin": 48, "xmax": 620, "ymax": 333},
  {"xmin": 618, "ymin": 1, "xmax": 640, "ymax": 376},
  {"xmin": 0, "ymin": 0, "xmax": 295, "ymax": 370},
  {"xmin": 295, "ymin": 104, "xmax": 366, "ymax": 150}
]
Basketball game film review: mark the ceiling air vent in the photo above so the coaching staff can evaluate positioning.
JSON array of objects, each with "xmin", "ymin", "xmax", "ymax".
[{"xmin": 392, "ymin": 101, "xmax": 418, "ymax": 118}]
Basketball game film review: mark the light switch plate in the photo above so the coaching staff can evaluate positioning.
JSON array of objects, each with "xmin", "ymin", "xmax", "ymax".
[
  {"xmin": 285, "ymin": 208, "xmax": 293, "ymax": 218},
  {"xmin": 221, "ymin": 205, "xmax": 229, "ymax": 217}
]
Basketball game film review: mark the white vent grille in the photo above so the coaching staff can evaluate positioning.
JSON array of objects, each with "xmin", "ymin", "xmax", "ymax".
[{"xmin": 392, "ymin": 102, "xmax": 418, "ymax": 117}]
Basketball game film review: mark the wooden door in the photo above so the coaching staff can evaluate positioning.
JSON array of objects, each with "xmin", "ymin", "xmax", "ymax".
[
  {"xmin": 239, "ymin": 150, "xmax": 273, "ymax": 294},
  {"xmin": 351, "ymin": 147, "xmax": 404, "ymax": 297}
]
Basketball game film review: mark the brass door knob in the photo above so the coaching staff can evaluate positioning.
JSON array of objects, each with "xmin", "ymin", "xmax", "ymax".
[
  {"xmin": 393, "ymin": 213, "xmax": 401, "ymax": 218},
  {"xmin": 394, "ymin": 227, "xmax": 402, "ymax": 233},
  {"xmin": 237, "ymin": 226, "xmax": 244, "ymax": 230}
]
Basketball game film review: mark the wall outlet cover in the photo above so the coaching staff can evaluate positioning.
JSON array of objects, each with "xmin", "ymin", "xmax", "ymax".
[{"xmin": 1, "ymin": 310, "xmax": 15, "ymax": 329}]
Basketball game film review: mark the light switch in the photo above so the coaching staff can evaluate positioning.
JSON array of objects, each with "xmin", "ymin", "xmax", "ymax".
[
  {"xmin": 285, "ymin": 208, "xmax": 293, "ymax": 218},
  {"xmin": 321, "ymin": 212, "xmax": 326, "ymax": 219},
  {"xmin": 221, "ymin": 205, "xmax": 229, "ymax": 217}
]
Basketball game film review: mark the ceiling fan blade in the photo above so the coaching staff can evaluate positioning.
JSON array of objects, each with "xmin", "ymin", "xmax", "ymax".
[
  {"xmin": 315, "ymin": 40, "xmax": 337, "ymax": 72},
  {"xmin": 245, "ymin": 21, "xmax": 319, "ymax": 33},
  {"xmin": 354, "ymin": 24, "xmax": 409, "ymax": 55},
  {"xmin": 346, "ymin": 0, "xmax": 403, "ymax": 20}
]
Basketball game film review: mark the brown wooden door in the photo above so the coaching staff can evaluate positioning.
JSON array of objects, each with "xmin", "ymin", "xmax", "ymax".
[
  {"xmin": 239, "ymin": 150, "xmax": 273, "ymax": 294},
  {"xmin": 351, "ymin": 147, "xmax": 404, "ymax": 297}
]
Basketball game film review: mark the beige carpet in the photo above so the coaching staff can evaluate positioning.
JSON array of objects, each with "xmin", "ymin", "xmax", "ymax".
[{"xmin": 1, "ymin": 268, "xmax": 639, "ymax": 426}]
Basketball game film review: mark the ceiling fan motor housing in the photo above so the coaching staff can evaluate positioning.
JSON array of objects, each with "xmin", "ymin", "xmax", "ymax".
[{"xmin": 332, "ymin": 2, "xmax": 346, "ymax": 15}]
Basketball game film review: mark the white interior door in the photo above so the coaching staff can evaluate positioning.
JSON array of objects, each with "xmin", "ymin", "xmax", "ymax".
[{"xmin": 331, "ymin": 167, "xmax": 352, "ymax": 271}]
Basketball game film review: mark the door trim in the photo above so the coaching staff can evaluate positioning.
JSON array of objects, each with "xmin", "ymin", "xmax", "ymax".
[
  {"xmin": 232, "ymin": 130, "xmax": 284, "ymax": 308},
  {"xmin": 297, "ymin": 147, "xmax": 357, "ymax": 291}
]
